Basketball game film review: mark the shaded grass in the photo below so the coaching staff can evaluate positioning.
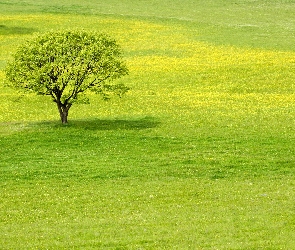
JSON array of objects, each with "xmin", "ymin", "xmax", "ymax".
[
  {"xmin": 0, "ymin": 24, "xmax": 36, "ymax": 35},
  {"xmin": 1, "ymin": 118, "xmax": 294, "ymax": 182}
]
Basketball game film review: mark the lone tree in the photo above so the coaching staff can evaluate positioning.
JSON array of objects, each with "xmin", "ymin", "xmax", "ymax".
[{"xmin": 5, "ymin": 31, "xmax": 129, "ymax": 124}]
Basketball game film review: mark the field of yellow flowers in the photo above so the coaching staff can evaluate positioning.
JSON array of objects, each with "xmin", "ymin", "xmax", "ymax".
[
  {"xmin": 1, "ymin": 14, "xmax": 294, "ymax": 145},
  {"xmin": 1, "ymin": 13, "xmax": 295, "ymax": 132}
]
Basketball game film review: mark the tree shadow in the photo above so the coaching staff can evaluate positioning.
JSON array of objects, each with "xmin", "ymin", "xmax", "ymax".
[
  {"xmin": 66, "ymin": 116, "xmax": 161, "ymax": 131},
  {"xmin": 0, "ymin": 117, "xmax": 160, "ymax": 135},
  {"xmin": 0, "ymin": 25, "xmax": 37, "ymax": 35}
]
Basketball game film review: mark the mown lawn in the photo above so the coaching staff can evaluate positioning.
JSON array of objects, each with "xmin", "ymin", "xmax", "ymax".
[{"xmin": 1, "ymin": 0, "xmax": 295, "ymax": 248}]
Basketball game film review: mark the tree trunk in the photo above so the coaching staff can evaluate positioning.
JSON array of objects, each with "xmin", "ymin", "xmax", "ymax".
[{"xmin": 56, "ymin": 102, "xmax": 71, "ymax": 124}]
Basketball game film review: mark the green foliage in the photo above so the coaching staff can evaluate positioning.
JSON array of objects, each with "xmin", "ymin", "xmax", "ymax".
[{"xmin": 5, "ymin": 31, "xmax": 129, "ymax": 122}]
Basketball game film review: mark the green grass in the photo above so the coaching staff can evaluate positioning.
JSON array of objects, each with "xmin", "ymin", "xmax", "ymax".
[
  {"xmin": 1, "ymin": 121, "xmax": 294, "ymax": 248},
  {"xmin": 1, "ymin": 0, "xmax": 295, "ymax": 249}
]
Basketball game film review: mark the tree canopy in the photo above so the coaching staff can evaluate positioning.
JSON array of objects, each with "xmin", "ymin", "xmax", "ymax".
[{"xmin": 5, "ymin": 30, "xmax": 129, "ymax": 123}]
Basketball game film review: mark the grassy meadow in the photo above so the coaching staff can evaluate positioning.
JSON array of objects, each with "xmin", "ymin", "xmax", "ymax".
[{"xmin": 1, "ymin": 0, "xmax": 295, "ymax": 248}]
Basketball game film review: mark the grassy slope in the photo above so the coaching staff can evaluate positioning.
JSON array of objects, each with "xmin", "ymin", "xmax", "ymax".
[
  {"xmin": 1, "ymin": 0, "xmax": 295, "ymax": 248},
  {"xmin": 2, "ymin": 0, "xmax": 295, "ymax": 50}
]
